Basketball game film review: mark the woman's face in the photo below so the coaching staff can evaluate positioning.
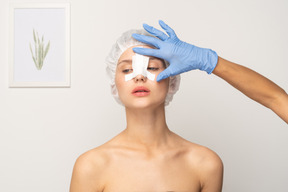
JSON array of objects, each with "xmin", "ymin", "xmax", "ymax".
[{"xmin": 115, "ymin": 45, "xmax": 169, "ymax": 109}]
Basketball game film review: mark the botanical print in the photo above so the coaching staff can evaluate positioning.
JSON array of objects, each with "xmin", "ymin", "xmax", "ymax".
[
  {"xmin": 29, "ymin": 29, "xmax": 50, "ymax": 70},
  {"xmin": 10, "ymin": 4, "xmax": 69, "ymax": 87}
]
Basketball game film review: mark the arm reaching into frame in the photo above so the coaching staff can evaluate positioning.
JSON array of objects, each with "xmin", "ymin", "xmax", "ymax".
[
  {"xmin": 133, "ymin": 20, "xmax": 288, "ymax": 124},
  {"xmin": 212, "ymin": 57, "xmax": 288, "ymax": 124}
]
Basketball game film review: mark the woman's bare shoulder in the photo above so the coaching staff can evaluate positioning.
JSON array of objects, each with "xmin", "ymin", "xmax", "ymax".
[
  {"xmin": 75, "ymin": 142, "xmax": 114, "ymax": 169},
  {"xmin": 172, "ymin": 132, "xmax": 222, "ymax": 166},
  {"xmin": 172, "ymin": 133, "xmax": 223, "ymax": 188},
  {"xmin": 70, "ymin": 145, "xmax": 111, "ymax": 191},
  {"xmin": 181, "ymin": 139, "xmax": 223, "ymax": 182},
  {"xmin": 74, "ymin": 132, "xmax": 129, "ymax": 168},
  {"xmin": 188, "ymin": 142, "xmax": 222, "ymax": 166}
]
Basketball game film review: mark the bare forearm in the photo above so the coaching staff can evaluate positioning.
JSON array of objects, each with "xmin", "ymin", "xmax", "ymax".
[{"xmin": 213, "ymin": 57, "xmax": 288, "ymax": 124}]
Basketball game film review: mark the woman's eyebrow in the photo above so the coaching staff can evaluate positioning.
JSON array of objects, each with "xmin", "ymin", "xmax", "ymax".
[{"xmin": 118, "ymin": 59, "xmax": 132, "ymax": 65}]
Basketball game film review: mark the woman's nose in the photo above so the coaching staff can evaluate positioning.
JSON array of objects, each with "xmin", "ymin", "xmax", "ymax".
[{"xmin": 134, "ymin": 74, "xmax": 147, "ymax": 82}]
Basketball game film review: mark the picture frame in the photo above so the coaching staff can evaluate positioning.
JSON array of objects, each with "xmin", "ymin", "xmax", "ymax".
[{"xmin": 9, "ymin": 3, "xmax": 70, "ymax": 87}]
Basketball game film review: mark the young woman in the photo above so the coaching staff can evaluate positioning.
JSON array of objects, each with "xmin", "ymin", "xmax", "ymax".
[{"xmin": 69, "ymin": 29, "xmax": 224, "ymax": 192}]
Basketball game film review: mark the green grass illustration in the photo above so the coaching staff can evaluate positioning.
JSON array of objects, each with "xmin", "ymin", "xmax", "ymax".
[{"xmin": 29, "ymin": 29, "xmax": 50, "ymax": 70}]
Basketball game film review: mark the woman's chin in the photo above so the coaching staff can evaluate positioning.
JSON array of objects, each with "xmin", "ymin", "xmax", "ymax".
[{"xmin": 124, "ymin": 100, "xmax": 165, "ymax": 110}]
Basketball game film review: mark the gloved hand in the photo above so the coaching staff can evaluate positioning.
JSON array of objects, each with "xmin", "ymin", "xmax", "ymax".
[{"xmin": 132, "ymin": 20, "xmax": 218, "ymax": 82}]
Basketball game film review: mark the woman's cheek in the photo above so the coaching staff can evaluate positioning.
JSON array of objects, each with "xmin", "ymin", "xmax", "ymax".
[
  {"xmin": 115, "ymin": 70, "xmax": 124, "ymax": 83},
  {"xmin": 115, "ymin": 73, "xmax": 128, "ymax": 97},
  {"xmin": 159, "ymin": 78, "xmax": 170, "ymax": 93}
]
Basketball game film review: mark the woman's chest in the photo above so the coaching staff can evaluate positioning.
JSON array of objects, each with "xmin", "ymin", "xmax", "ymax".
[{"xmin": 101, "ymin": 156, "xmax": 201, "ymax": 192}]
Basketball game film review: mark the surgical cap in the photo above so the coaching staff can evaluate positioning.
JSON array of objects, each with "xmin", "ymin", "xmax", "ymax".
[{"xmin": 106, "ymin": 29, "xmax": 180, "ymax": 106}]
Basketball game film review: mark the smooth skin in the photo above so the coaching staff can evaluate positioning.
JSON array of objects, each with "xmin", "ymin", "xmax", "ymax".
[
  {"xmin": 70, "ymin": 46, "xmax": 223, "ymax": 192},
  {"xmin": 213, "ymin": 57, "xmax": 288, "ymax": 124}
]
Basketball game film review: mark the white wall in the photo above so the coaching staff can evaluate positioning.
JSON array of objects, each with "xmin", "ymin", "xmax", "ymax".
[{"xmin": 0, "ymin": 0, "xmax": 287, "ymax": 191}]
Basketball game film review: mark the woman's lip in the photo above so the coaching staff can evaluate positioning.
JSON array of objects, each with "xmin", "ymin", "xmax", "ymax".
[
  {"xmin": 132, "ymin": 86, "xmax": 150, "ymax": 95},
  {"xmin": 132, "ymin": 91, "xmax": 150, "ymax": 96}
]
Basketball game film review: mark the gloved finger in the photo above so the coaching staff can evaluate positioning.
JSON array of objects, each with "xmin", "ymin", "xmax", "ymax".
[
  {"xmin": 158, "ymin": 20, "xmax": 177, "ymax": 39},
  {"xmin": 143, "ymin": 23, "xmax": 168, "ymax": 41},
  {"xmin": 132, "ymin": 33, "xmax": 162, "ymax": 49},
  {"xmin": 156, "ymin": 68, "xmax": 172, "ymax": 82},
  {"xmin": 132, "ymin": 47, "xmax": 162, "ymax": 58}
]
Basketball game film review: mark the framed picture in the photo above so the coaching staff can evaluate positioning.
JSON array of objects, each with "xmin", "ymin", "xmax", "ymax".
[{"xmin": 9, "ymin": 3, "xmax": 70, "ymax": 87}]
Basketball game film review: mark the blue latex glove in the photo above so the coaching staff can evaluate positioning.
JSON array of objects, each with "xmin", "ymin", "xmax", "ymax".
[{"xmin": 132, "ymin": 20, "xmax": 218, "ymax": 82}]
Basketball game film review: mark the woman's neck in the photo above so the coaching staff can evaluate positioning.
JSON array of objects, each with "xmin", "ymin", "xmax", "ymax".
[{"xmin": 122, "ymin": 104, "xmax": 172, "ymax": 151}]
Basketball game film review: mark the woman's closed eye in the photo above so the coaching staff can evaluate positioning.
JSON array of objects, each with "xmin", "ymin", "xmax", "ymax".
[
  {"xmin": 147, "ymin": 67, "xmax": 159, "ymax": 71},
  {"xmin": 122, "ymin": 69, "xmax": 133, "ymax": 73},
  {"xmin": 122, "ymin": 67, "xmax": 159, "ymax": 73}
]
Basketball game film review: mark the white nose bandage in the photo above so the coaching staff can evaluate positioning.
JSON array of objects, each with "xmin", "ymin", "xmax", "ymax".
[{"xmin": 125, "ymin": 53, "xmax": 155, "ymax": 81}]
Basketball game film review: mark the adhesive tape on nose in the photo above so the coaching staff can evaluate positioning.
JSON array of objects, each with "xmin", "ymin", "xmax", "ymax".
[{"xmin": 125, "ymin": 53, "xmax": 155, "ymax": 81}]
